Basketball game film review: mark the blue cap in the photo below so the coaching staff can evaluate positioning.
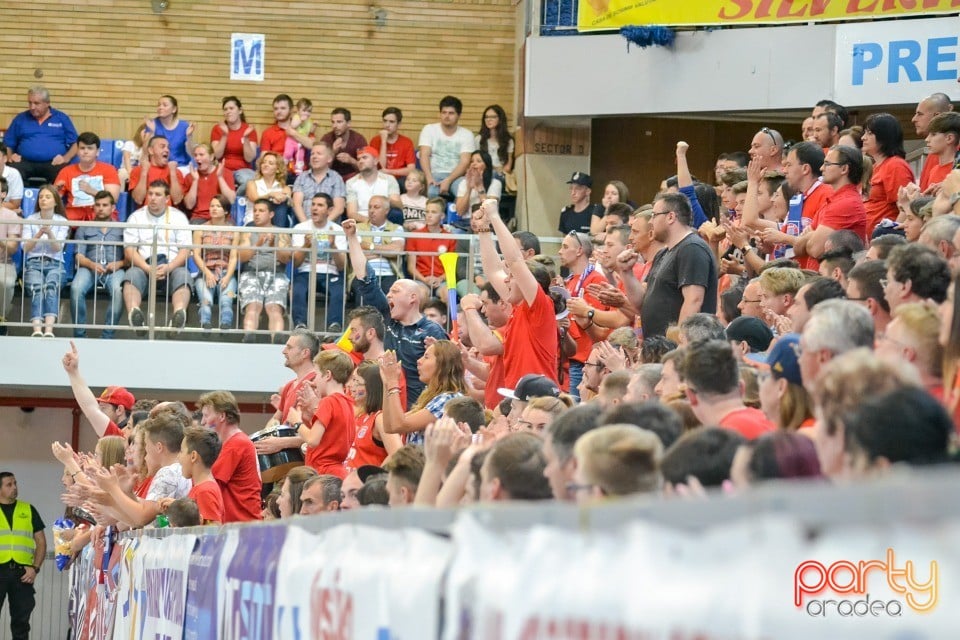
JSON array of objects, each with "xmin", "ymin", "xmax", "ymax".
[{"xmin": 751, "ymin": 333, "xmax": 803, "ymax": 386}]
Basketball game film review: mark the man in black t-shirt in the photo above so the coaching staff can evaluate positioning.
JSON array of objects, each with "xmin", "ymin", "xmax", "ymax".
[
  {"xmin": 558, "ymin": 171, "xmax": 604, "ymax": 235},
  {"xmin": 619, "ymin": 192, "xmax": 717, "ymax": 337}
]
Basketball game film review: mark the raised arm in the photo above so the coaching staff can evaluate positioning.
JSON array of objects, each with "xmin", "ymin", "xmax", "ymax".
[
  {"xmin": 61, "ymin": 341, "xmax": 113, "ymax": 437},
  {"xmin": 475, "ymin": 214, "xmax": 509, "ymax": 300},
  {"xmin": 343, "ymin": 219, "xmax": 389, "ymax": 316},
  {"xmin": 676, "ymin": 142, "xmax": 708, "ymax": 229},
  {"xmin": 485, "ymin": 199, "xmax": 538, "ymax": 306},
  {"xmin": 741, "ymin": 157, "xmax": 778, "ymax": 231}
]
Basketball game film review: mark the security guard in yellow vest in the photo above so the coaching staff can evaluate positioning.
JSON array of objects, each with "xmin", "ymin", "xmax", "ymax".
[{"xmin": 0, "ymin": 472, "xmax": 46, "ymax": 640}]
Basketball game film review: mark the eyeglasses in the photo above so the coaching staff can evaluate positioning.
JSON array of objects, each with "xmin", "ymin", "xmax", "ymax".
[
  {"xmin": 584, "ymin": 361, "xmax": 605, "ymax": 369},
  {"xmin": 567, "ymin": 231, "xmax": 585, "ymax": 248},
  {"xmin": 822, "ymin": 161, "xmax": 846, "ymax": 167},
  {"xmin": 651, "ymin": 209, "xmax": 672, "ymax": 218}
]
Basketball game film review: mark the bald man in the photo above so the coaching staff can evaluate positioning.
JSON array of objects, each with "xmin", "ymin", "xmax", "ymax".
[
  {"xmin": 913, "ymin": 93, "xmax": 954, "ymax": 137},
  {"xmin": 343, "ymin": 218, "xmax": 447, "ymax": 407}
]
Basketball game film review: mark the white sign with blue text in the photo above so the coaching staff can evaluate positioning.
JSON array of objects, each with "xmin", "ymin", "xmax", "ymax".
[
  {"xmin": 231, "ymin": 33, "xmax": 265, "ymax": 82},
  {"xmin": 834, "ymin": 17, "xmax": 959, "ymax": 106}
]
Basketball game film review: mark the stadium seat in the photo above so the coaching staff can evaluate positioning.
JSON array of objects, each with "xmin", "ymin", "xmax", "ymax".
[
  {"xmin": 98, "ymin": 139, "xmax": 124, "ymax": 168},
  {"xmin": 115, "ymin": 192, "xmax": 130, "ymax": 222}
]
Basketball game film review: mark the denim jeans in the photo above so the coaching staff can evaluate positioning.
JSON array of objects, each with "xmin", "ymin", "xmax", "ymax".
[
  {"xmin": 292, "ymin": 271, "xmax": 344, "ymax": 328},
  {"xmin": 195, "ymin": 275, "xmax": 237, "ymax": 328},
  {"xmin": 427, "ymin": 173, "xmax": 464, "ymax": 199},
  {"xmin": 568, "ymin": 360, "xmax": 584, "ymax": 403},
  {"xmin": 23, "ymin": 256, "xmax": 64, "ymax": 320},
  {"xmin": 70, "ymin": 267, "xmax": 125, "ymax": 338}
]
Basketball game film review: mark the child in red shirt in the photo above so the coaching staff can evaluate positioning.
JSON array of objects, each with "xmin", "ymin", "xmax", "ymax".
[
  {"xmin": 176, "ymin": 426, "xmax": 225, "ymax": 525},
  {"xmin": 406, "ymin": 197, "xmax": 457, "ymax": 298},
  {"xmin": 290, "ymin": 350, "xmax": 357, "ymax": 479}
]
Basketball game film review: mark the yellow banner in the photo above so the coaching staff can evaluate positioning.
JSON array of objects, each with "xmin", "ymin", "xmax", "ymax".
[{"xmin": 578, "ymin": 0, "xmax": 960, "ymax": 31}]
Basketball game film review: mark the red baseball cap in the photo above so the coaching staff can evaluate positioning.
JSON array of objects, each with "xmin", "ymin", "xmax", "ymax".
[
  {"xmin": 358, "ymin": 145, "xmax": 379, "ymax": 159},
  {"xmin": 98, "ymin": 386, "xmax": 135, "ymax": 410}
]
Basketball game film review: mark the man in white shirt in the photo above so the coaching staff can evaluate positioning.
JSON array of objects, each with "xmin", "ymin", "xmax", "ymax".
[
  {"xmin": 345, "ymin": 146, "xmax": 401, "ymax": 223},
  {"xmin": 0, "ymin": 144, "xmax": 24, "ymax": 212},
  {"xmin": 122, "ymin": 180, "xmax": 192, "ymax": 334},
  {"xmin": 418, "ymin": 95, "xmax": 475, "ymax": 198},
  {"xmin": 353, "ymin": 195, "xmax": 404, "ymax": 302},
  {"xmin": 291, "ymin": 193, "xmax": 347, "ymax": 332}
]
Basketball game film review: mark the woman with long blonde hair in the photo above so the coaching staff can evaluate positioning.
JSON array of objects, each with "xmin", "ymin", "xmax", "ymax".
[{"xmin": 380, "ymin": 340, "xmax": 466, "ymax": 445}]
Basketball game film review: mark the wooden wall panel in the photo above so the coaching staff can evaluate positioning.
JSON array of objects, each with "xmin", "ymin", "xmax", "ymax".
[
  {"xmin": 591, "ymin": 117, "xmax": 795, "ymax": 205},
  {"xmin": 0, "ymin": 0, "xmax": 516, "ymax": 144}
]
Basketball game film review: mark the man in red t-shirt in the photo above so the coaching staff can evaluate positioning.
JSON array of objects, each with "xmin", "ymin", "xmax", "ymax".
[
  {"xmin": 254, "ymin": 328, "xmax": 321, "ymax": 458},
  {"xmin": 682, "ymin": 339, "xmax": 774, "ymax": 440},
  {"xmin": 912, "ymin": 94, "xmax": 954, "ymax": 193},
  {"xmin": 54, "ymin": 132, "xmax": 121, "ymax": 221},
  {"xmin": 476, "ymin": 199, "xmax": 559, "ymax": 387},
  {"xmin": 774, "ymin": 142, "xmax": 833, "ymax": 271},
  {"xmin": 290, "ymin": 350, "xmax": 356, "ymax": 479},
  {"xmin": 795, "ymin": 145, "xmax": 867, "ymax": 261},
  {"xmin": 368, "ymin": 107, "xmax": 417, "ymax": 183},
  {"xmin": 128, "ymin": 136, "xmax": 186, "ymax": 206},
  {"xmin": 460, "ymin": 283, "xmax": 514, "ymax": 409},
  {"xmin": 62, "ymin": 341, "xmax": 135, "ymax": 438},
  {"xmin": 921, "ymin": 112, "xmax": 960, "ymax": 193},
  {"xmin": 559, "ymin": 230, "xmax": 609, "ymax": 399},
  {"xmin": 197, "ymin": 390, "xmax": 261, "ymax": 522},
  {"xmin": 181, "ymin": 144, "xmax": 236, "ymax": 221}
]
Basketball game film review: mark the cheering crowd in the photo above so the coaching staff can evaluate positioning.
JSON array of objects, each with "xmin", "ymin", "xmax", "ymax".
[{"xmin": 2, "ymin": 88, "xmax": 960, "ymax": 639}]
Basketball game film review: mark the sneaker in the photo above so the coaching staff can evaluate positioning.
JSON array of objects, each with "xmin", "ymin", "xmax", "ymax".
[
  {"xmin": 327, "ymin": 322, "xmax": 342, "ymax": 334},
  {"xmin": 294, "ymin": 323, "xmax": 307, "ymax": 330},
  {"xmin": 129, "ymin": 308, "xmax": 146, "ymax": 336},
  {"xmin": 42, "ymin": 331, "xmax": 55, "ymax": 338},
  {"xmin": 201, "ymin": 322, "xmax": 213, "ymax": 331},
  {"xmin": 170, "ymin": 309, "xmax": 187, "ymax": 334},
  {"xmin": 271, "ymin": 332, "xmax": 286, "ymax": 345},
  {"xmin": 242, "ymin": 332, "xmax": 257, "ymax": 344},
  {"xmin": 31, "ymin": 330, "xmax": 43, "ymax": 337}
]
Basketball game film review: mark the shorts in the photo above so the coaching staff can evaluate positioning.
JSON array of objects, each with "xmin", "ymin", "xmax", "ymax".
[
  {"xmin": 239, "ymin": 271, "xmax": 289, "ymax": 309},
  {"xmin": 124, "ymin": 259, "xmax": 191, "ymax": 296}
]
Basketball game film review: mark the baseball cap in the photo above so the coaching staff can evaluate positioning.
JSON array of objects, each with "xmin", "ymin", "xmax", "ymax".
[
  {"xmin": 566, "ymin": 171, "xmax": 592, "ymax": 188},
  {"xmin": 498, "ymin": 374, "xmax": 561, "ymax": 402},
  {"xmin": 549, "ymin": 285, "xmax": 570, "ymax": 321},
  {"xmin": 749, "ymin": 333, "xmax": 803, "ymax": 386},
  {"xmin": 358, "ymin": 145, "xmax": 380, "ymax": 159},
  {"xmin": 725, "ymin": 316, "xmax": 774, "ymax": 354},
  {"xmin": 357, "ymin": 464, "xmax": 387, "ymax": 483},
  {"xmin": 98, "ymin": 386, "xmax": 135, "ymax": 410}
]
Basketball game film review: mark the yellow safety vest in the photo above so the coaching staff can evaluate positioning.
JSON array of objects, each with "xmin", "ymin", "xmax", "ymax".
[{"xmin": 0, "ymin": 501, "xmax": 36, "ymax": 565}]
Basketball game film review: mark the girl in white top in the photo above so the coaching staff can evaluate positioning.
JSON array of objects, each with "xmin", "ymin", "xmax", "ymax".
[
  {"xmin": 400, "ymin": 168, "xmax": 429, "ymax": 231},
  {"xmin": 475, "ymin": 104, "xmax": 514, "ymax": 178},
  {"xmin": 245, "ymin": 152, "xmax": 291, "ymax": 225},
  {"xmin": 22, "ymin": 185, "xmax": 69, "ymax": 336},
  {"xmin": 455, "ymin": 150, "xmax": 503, "ymax": 218}
]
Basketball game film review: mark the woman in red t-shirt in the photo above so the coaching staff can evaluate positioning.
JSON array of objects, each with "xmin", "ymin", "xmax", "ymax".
[
  {"xmin": 344, "ymin": 361, "xmax": 402, "ymax": 470},
  {"xmin": 211, "ymin": 96, "xmax": 258, "ymax": 191},
  {"xmin": 862, "ymin": 113, "xmax": 914, "ymax": 233}
]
